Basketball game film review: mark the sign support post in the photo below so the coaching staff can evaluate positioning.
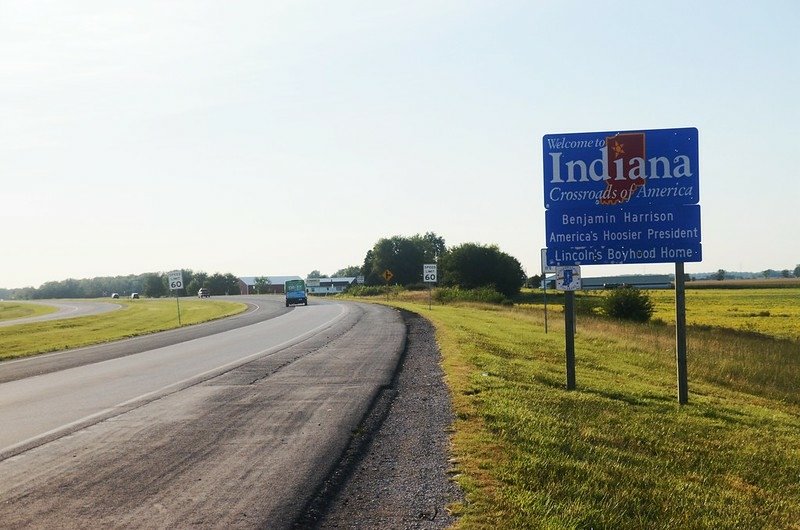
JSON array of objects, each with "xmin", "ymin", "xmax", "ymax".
[
  {"xmin": 541, "ymin": 249, "xmax": 556, "ymax": 334},
  {"xmin": 564, "ymin": 291, "xmax": 576, "ymax": 390},
  {"xmin": 382, "ymin": 269, "xmax": 394, "ymax": 301},
  {"xmin": 543, "ymin": 279, "xmax": 548, "ymax": 333},
  {"xmin": 423, "ymin": 264, "xmax": 437, "ymax": 311},
  {"xmin": 556, "ymin": 266, "xmax": 581, "ymax": 390},
  {"xmin": 168, "ymin": 270, "xmax": 184, "ymax": 326},
  {"xmin": 675, "ymin": 262, "xmax": 689, "ymax": 404}
]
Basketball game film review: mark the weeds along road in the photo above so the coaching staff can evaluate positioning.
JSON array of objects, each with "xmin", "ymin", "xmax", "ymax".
[{"xmin": 0, "ymin": 297, "xmax": 406, "ymax": 529}]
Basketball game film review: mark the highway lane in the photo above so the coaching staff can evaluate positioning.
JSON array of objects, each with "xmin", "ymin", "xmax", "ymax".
[
  {"xmin": 0, "ymin": 299, "xmax": 345, "ymax": 455},
  {"xmin": 0, "ymin": 295, "xmax": 289, "ymax": 384},
  {"xmin": 0, "ymin": 299, "xmax": 406, "ymax": 528}
]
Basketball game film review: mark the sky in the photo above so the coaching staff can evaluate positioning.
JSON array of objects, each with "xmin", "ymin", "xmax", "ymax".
[{"xmin": 2, "ymin": 0, "xmax": 799, "ymax": 288}]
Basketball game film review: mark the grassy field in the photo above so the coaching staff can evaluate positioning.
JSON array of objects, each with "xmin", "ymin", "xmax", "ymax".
[
  {"xmin": 649, "ymin": 288, "xmax": 800, "ymax": 342},
  {"xmin": 371, "ymin": 289, "xmax": 800, "ymax": 529},
  {"xmin": 0, "ymin": 301, "xmax": 58, "ymax": 322},
  {"xmin": 0, "ymin": 298, "xmax": 247, "ymax": 361},
  {"xmin": 518, "ymin": 287, "xmax": 800, "ymax": 342}
]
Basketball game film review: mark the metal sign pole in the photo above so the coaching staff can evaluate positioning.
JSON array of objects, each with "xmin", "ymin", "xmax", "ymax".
[
  {"xmin": 543, "ymin": 277, "xmax": 548, "ymax": 333},
  {"xmin": 675, "ymin": 262, "xmax": 688, "ymax": 404},
  {"xmin": 564, "ymin": 290, "xmax": 576, "ymax": 390},
  {"xmin": 168, "ymin": 270, "xmax": 183, "ymax": 326}
]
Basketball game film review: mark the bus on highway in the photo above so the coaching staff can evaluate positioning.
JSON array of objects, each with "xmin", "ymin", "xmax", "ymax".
[{"xmin": 285, "ymin": 279, "xmax": 307, "ymax": 307}]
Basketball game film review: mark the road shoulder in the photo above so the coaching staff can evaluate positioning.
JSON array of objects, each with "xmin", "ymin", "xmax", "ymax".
[{"xmin": 298, "ymin": 309, "xmax": 463, "ymax": 528}]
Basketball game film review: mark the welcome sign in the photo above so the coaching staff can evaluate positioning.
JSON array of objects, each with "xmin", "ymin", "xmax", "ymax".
[{"xmin": 543, "ymin": 127, "xmax": 701, "ymax": 266}]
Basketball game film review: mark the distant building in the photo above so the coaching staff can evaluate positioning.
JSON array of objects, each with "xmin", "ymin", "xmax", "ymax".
[
  {"xmin": 237, "ymin": 276, "xmax": 303, "ymax": 295},
  {"xmin": 307, "ymin": 277, "xmax": 357, "ymax": 295},
  {"xmin": 543, "ymin": 274, "xmax": 673, "ymax": 290},
  {"xmin": 581, "ymin": 275, "xmax": 673, "ymax": 290}
]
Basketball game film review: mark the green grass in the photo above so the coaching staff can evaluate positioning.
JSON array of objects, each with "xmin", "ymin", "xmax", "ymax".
[
  {"xmin": 0, "ymin": 301, "xmax": 58, "ymax": 322},
  {"xmin": 649, "ymin": 288, "xmax": 800, "ymax": 341},
  {"xmin": 517, "ymin": 287, "xmax": 800, "ymax": 342},
  {"xmin": 376, "ymin": 292, "xmax": 800, "ymax": 529},
  {"xmin": 0, "ymin": 298, "xmax": 247, "ymax": 361}
]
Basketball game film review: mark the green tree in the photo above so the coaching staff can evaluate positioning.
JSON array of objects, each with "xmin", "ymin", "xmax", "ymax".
[
  {"xmin": 142, "ymin": 273, "xmax": 167, "ymax": 298},
  {"xmin": 186, "ymin": 271, "xmax": 208, "ymax": 297},
  {"xmin": 526, "ymin": 274, "xmax": 543, "ymax": 289},
  {"xmin": 254, "ymin": 276, "xmax": 272, "ymax": 294},
  {"xmin": 333, "ymin": 266, "xmax": 362, "ymax": 278},
  {"xmin": 362, "ymin": 232, "xmax": 446, "ymax": 286},
  {"xmin": 439, "ymin": 243, "xmax": 526, "ymax": 297},
  {"xmin": 207, "ymin": 273, "xmax": 240, "ymax": 295},
  {"xmin": 795, "ymin": 264, "xmax": 800, "ymax": 278},
  {"xmin": 363, "ymin": 236, "xmax": 424, "ymax": 286},
  {"xmin": 715, "ymin": 269, "xmax": 726, "ymax": 281},
  {"xmin": 412, "ymin": 232, "xmax": 446, "ymax": 262}
]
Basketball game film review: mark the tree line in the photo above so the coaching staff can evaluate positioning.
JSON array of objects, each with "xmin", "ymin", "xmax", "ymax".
[
  {"xmin": 714, "ymin": 265, "xmax": 800, "ymax": 281},
  {"xmin": 0, "ymin": 270, "xmax": 241, "ymax": 300},
  {"xmin": 357, "ymin": 232, "xmax": 527, "ymax": 298},
  {"xmin": 1, "ymin": 232, "xmax": 530, "ymax": 300}
]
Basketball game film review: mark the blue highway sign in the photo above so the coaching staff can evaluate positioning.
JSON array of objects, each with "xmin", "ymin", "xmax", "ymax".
[
  {"xmin": 543, "ymin": 127, "xmax": 701, "ymax": 266},
  {"xmin": 543, "ymin": 127, "xmax": 699, "ymax": 210}
]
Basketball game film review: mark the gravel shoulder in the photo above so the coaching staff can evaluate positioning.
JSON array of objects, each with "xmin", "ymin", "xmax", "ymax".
[{"xmin": 298, "ymin": 309, "xmax": 463, "ymax": 529}]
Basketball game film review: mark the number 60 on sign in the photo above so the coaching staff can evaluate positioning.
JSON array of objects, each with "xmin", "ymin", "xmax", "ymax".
[{"xmin": 423, "ymin": 264, "xmax": 437, "ymax": 283}]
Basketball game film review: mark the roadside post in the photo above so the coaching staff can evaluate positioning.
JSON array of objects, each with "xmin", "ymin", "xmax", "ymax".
[
  {"xmin": 556, "ymin": 266, "xmax": 581, "ymax": 390},
  {"xmin": 675, "ymin": 262, "xmax": 689, "ymax": 404},
  {"xmin": 423, "ymin": 264, "xmax": 437, "ymax": 310},
  {"xmin": 382, "ymin": 269, "xmax": 393, "ymax": 300},
  {"xmin": 541, "ymin": 248, "xmax": 556, "ymax": 333},
  {"xmin": 167, "ymin": 270, "xmax": 184, "ymax": 326},
  {"xmin": 542, "ymin": 127, "xmax": 701, "ymax": 403}
]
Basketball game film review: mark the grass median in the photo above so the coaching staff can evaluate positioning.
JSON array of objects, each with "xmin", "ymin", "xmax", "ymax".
[
  {"xmin": 374, "ymin": 291, "xmax": 800, "ymax": 529},
  {"xmin": 0, "ymin": 301, "xmax": 58, "ymax": 322},
  {"xmin": 0, "ymin": 298, "xmax": 247, "ymax": 361}
]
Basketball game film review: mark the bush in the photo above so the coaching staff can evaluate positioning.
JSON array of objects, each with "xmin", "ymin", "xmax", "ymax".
[
  {"xmin": 434, "ymin": 287, "xmax": 507, "ymax": 304},
  {"xmin": 602, "ymin": 287, "xmax": 655, "ymax": 322},
  {"xmin": 345, "ymin": 285, "xmax": 391, "ymax": 297}
]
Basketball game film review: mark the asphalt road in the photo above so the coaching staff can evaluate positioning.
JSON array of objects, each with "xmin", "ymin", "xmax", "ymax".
[{"xmin": 0, "ymin": 297, "xmax": 407, "ymax": 529}]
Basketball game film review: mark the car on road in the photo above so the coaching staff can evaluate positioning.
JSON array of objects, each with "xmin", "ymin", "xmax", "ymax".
[
  {"xmin": 111, "ymin": 293, "xmax": 120, "ymax": 299},
  {"xmin": 284, "ymin": 279, "xmax": 307, "ymax": 307},
  {"xmin": 130, "ymin": 293, "xmax": 140, "ymax": 299},
  {"xmin": 198, "ymin": 288, "xmax": 210, "ymax": 298}
]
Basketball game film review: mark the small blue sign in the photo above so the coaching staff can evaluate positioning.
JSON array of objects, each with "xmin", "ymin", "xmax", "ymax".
[{"xmin": 543, "ymin": 127, "xmax": 699, "ymax": 210}]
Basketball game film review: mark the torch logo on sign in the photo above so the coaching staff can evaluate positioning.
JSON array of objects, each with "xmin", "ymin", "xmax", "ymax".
[{"xmin": 600, "ymin": 132, "xmax": 646, "ymax": 205}]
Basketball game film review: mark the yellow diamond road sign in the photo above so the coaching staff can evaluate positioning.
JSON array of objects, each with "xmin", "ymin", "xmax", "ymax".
[{"xmin": 382, "ymin": 269, "xmax": 393, "ymax": 282}]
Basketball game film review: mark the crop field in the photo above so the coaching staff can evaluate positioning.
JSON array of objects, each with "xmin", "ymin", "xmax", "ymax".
[
  {"xmin": 649, "ymin": 288, "xmax": 800, "ymax": 342},
  {"xmin": 0, "ymin": 298, "xmax": 247, "ymax": 361},
  {"xmin": 375, "ymin": 287, "xmax": 800, "ymax": 528}
]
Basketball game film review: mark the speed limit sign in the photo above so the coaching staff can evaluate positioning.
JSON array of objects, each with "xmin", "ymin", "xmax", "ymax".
[
  {"xmin": 168, "ymin": 270, "xmax": 184, "ymax": 291},
  {"xmin": 423, "ymin": 264, "xmax": 437, "ymax": 283}
]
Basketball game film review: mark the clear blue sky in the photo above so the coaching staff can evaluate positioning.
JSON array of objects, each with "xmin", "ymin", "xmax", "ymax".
[{"xmin": 2, "ymin": 1, "xmax": 798, "ymax": 288}]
